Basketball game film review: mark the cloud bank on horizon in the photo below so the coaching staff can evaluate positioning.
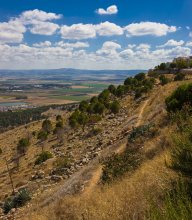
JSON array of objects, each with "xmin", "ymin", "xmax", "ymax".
[{"xmin": 0, "ymin": 0, "xmax": 192, "ymax": 70}]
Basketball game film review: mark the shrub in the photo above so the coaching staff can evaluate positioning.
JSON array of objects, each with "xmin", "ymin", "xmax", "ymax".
[
  {"xmin": 115, "ymin": 85, "xmax": 125, "ymax": 97},
  {"xmin": 42, "ymin": 119, "xmax": 52, "ymax": 133},
  {"xmin": 37, "ymin": 130, "xmax": 48, "ymax": 142},
  {"xmin": 124, "ymin": 77, "xmax": 138, "ymax": 86},
  {"xmin": 134, "ymin": 72, "xmax": 146, "ymax": 81},
  {"xmin": 165, "ymin": 83, "xmax": 192, "ymax": 112},
  {"xmin": 149, "ymin": 94, "xmax": 192, "ymax": 219},
  {"xmin": 148, "ymin": 180, "xmax": 192, "ymax": 219},
  {"xmin": 168, "ymin": 115, "xmax": 192, "ymax": 177},
  {"xmin": 32, "ymin": 131, "xmax": 36, "ymax": 137},
  {"xmin": 157, "ymin": 63, "xmax": 167, "ymax": 70},
  {"xmin": 170, "ymin": 62, "xmax": 177, "ymax": 68},
  {"xmin": 93, "ymin": 102, "xmax": 105, "ymax": 115},
  {"xmin": 79, "ymin": 100, "xmax": 89, "ymax": 112},
  {"xmin": 110, "ymin": 101, "xmax": 120, "ymax": 114},
  {"xmin": 148, "ymin": 71, "xmax": 160, "ymax": 78},
  {"xmin": 77, "ymin": 112, "xmax": 89, "ymax": 131},
  {"xmin": 174, "ymin": 72, "xmax": 185, "ymax": 81},
  {"xmin": 176, "ymin": 59, "xmax": 188, "ymax": 69},
  {"xmin": 56, "ymin": 115, "xmax": 63, "ymax": 121},
  {"xmin": 54, "ymin": 156, "xmax": 73, "ymax": 174},
  {"xmin": 134, "ymin": 87, "xmax": 144, "ymax": 99},
  {"xmin": 55, "ymin": 120, "xmax": 63, "ymax": 128},
  {"xmin": 108, "ymin": 84, "xmax": 116, "ymax": 94},
  {"xmin": 159, "ymin": 75, "xmax": 170, "ymax": 85},
  {"xmin": 3, "ymin": 189, "xmax": 31, "ymax": 214},
  {"xmin": 35, "ymin": 151, "xmax": 53, "ymax": 165},
  {"xmin": 101, "ymin": 146, "xmax": 142, "ymax": 183},
  {"xmin": 128, "ymin": 124, "xmax": 154, "ymax": 142},
  {"xmin": 98, "ymin": 89, "xmax": 110, "ymax": 103},
  {"xmin": 90, "ymin": 96, "xmax": 98, "ymax": 104},
  {"xmin": 17, "ymin": 138, "xmax": 30, "ymax": 155}
]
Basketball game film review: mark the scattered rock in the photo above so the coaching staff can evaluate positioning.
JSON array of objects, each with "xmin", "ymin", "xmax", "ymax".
[
  {"xmin": 31, "ymin": 170, "xmax": 45, "ymax": 180},
  {"xmin": 51, "ymin": 175, "xmax": 63, "ymax": 182}
]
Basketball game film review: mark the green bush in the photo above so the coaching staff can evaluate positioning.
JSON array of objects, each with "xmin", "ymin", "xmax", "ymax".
[
  {"xmin": 37, "ymin": 130, "xmax": 48, "ymax": 142},
  {"xmin": 93, "ymin": 102, "xmax": 105, "ymax": 115},
  {"xmin": 168, "ymin": 115, "xmax": 192, "ymax": 177},
  {"xmin": 101, "ymin": 146, "xmax": 142, "ymax": 183},
  {"xmin": 128, "ymin": 124, "xmax": 154, "ymax": 142},
  {"xmin": 35, "ymin": 151, "xmax": 53, "ymax": 165},
  {"xmin": 17, "ymin": 138, "xmax": 30, "ymax": 155},
  {"xmin": 42, "ymin": 119, "xmax": 52, "ymax": 133},
  {"xmin": 108, "ymin": 84, "xmax": 116, "ymax": 94},
  {"xmin": 174, "ymin": 72, "xmax": 185, "ymax": 81},
  {"xmin": 165, "ymin": 83, "xmax": 192, "ymax": 112},
  {"xmin": 55, "ymin": 120, "xmax": 63, "ymax": 128},
  {"xmin": 148, "ymin": 180, "xmax": 192, "ymax": 220},
  {"xmin": 54, "ymin": 156, "xmax": 73, "ymax": 174},
  {"xmin": 79, "ymin": 100, "xmax": 89, "ymax": 112},
  {"xmin": 124, "ymin": 77, "xmax": 138, "ymax": 86},
  {"xmin": 157, "ymin": 62, "xmax": 167, "ymax": 70},
  {"xmin": 159, "ymin": 75, "xmax": 170, "ymax": 85},
  {"xmin": 134, "ymin": 72, "xmax": 146, "ymax": 81},
  {"xmin": 3, "ymin": 189, "xmax": 31, "ymax": 214},
  {"xmin": 110, "ymin": 101, "xmax": 120, "ymax": 114}
]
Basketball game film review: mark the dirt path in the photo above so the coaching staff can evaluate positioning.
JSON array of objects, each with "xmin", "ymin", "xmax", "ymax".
[
  {"xmin": 81, "ymin": 99, "xmax": 149, "ymax": 198},
  {"xmin": 33, "ymin": 98, "xmax": 150, "ymax": 209},
  {"xmin": 83, "ymin": 165, "xmax": 102, "ymax": 197},
  {"xmin": 136, "ymin": 99, "xmax": 149, "ymax": 127}
]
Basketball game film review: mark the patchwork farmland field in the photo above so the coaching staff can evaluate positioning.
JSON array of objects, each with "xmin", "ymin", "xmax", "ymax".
[{"xmin": 0, "ymin": 69, "xmax": 143, "ymax": 107}]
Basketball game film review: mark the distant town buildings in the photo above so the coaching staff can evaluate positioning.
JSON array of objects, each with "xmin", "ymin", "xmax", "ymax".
[{"xmin": 0, "ymin": 103, "xmax": 35, "ymax": 112}]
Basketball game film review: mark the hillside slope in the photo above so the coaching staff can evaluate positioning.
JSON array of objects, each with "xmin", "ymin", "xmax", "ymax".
[
  {"xmin": 0, "ymin": 76, "xmax": 191, "ymax": 219},
  {"xmin": 22, "ymin": 80, "xmax": 192, "ymax": 219}
]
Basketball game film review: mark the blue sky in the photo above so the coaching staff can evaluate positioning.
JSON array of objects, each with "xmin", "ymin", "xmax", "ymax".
[{"xmin": 0, "ymin": 0, "xmax": 192, "ymax": 69}]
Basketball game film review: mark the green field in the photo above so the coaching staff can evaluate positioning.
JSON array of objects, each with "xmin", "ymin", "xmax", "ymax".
[
  {"xmin": 49, "ymin": 95, "xmax": 90, "ymax": 101},
  {"xmin": 55, "ymin": 83, "xmax": 107, "ymax": 94},
  {"xmin": 49, "ymin": 83, "xmax": 109, "ymax": 101}
]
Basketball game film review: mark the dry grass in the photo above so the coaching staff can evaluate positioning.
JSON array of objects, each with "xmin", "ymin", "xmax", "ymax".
[
  {"xmin": 25, "ymin": 104, "xmax": 178, "ymax": 220},
  {"xmin": 27, "ymin": 81, "xmax": 190, "ymax": 220},
  {"xmin": 3, "ymin": 79, "xmax": 192, "ymax": 219},
  {"xmin": 26, "ymin": 149, "xmax": 177, "ymax": 220}
]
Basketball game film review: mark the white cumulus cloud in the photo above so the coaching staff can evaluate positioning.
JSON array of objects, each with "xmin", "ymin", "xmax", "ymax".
[
  {"xmin": 33, "ymin": 41, "xmax": 52, "ymax": 47},
  {"xmin": 55, "ymin": 41, "xmax": 89, "ymax": 49},
  {"xmin": 60, "ymin": 23, "xmax": 96, "ymax": 40},
  {"xmin": 30, "ymin": 21, "xmax": 59, "ymax": 35},
  {"xmin": 0, "ymin": 20, "xmax": 26, "ymax": 44},
  {"xmin": 124, "ymin": 22, "xmax": 177, "ymax": 37},
  {"xmin": 96, "ymin": 5, "xmax": 118, "ymax": 15},
  {"xmin": 157, "ymin": 39, "xmax": 184, "ymax": 48},
  {"xmin": 95, "ymin": 22, "xmax": 123, "ymax": 36},
  {"xmin": 96, "ymin": 41, "xmax": 121, "ymax": 57},
  {"xmin": 20, "ymin": 9, "xmax": 61, "ymax": 35},
  {"xmin": 186, "ymin": 41, "xmax": 192, "ymax": 47},
  {"xmin": 20, "ymin": 9, "xmax": 62, "ymax": 23}
]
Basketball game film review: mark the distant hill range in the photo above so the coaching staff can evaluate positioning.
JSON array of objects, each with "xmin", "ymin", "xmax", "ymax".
[{"xmin": 0, "ymin": 68, "xmax": 146, "ymax": 83}]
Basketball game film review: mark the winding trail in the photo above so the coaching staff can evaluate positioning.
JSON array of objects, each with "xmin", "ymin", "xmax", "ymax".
[
  {"xmin": 136, "ymin": 99, "xmax": 149, "ymax": 127},
  {"xmin": 82, "ymin": 98, "xmax": 149, "ymax": 198},
  {"xmin": 39, "ymin": 98, "xmax": 149, "ymax": 207}
]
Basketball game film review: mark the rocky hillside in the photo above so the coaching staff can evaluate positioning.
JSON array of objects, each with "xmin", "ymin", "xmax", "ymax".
[{"xmin": 0, "ymin": 71, "xmax": 192, "ymax": 220}]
